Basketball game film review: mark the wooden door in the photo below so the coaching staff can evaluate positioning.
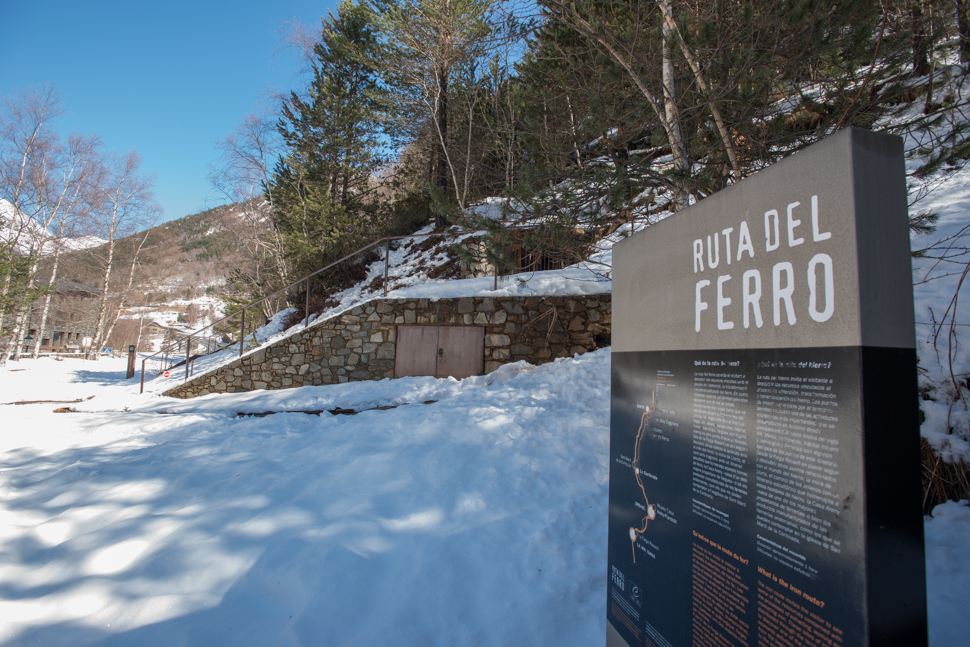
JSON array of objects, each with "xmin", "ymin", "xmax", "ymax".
[
  {"xmin": 394, "ymin": 326, "xmax": 439, "ymax": 378},
  {"xmin": 435, "ymin": 326, "xmax": 484, "ymax": 379},
  {"xmin": 394, "ymin": 326, "xmax": 484, "ymax": 380}
]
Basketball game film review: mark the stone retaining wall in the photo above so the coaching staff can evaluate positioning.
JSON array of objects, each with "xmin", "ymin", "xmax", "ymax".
[{"xmin": 164, "ymin": 294, "xmax": 611, "ymax": 399}]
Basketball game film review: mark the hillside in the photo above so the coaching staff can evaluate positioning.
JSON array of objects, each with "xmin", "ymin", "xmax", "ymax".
[{"xmin": 49, "ymin": 202, "xmax": 275, "ymax": 351}]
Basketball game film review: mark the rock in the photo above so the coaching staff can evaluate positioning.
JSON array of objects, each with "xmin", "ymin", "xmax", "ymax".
[
  {"xmin": 485, "ymin": 334, "xmax": 510, "ymax": 347},
  {"xmin": 377, "ymin": 343, "xmax": 395, "ymax": 359}
]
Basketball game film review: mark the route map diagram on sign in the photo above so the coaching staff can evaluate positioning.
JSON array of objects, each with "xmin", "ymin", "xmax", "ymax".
[{"xmin": 629, "ymin": 391, "xmax": 658, "ymax": 562}]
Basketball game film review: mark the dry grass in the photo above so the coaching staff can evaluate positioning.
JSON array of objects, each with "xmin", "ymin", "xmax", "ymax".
[{"xmin": 922, "ymin": 438, "xmax": 970, "ymax": 514}]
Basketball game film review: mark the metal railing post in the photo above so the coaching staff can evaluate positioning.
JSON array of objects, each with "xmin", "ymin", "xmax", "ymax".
[
  {"xmin": 186, "ymin": 335, "xmax": 193, "ymax": 380},
  {"xmin": 239, "ymin": 308, "xmax": 246, "ymax": 358},
  {"xmin": 384, "ymin": 239, "xmax": 390, "ymax": 296},
  {"xmin": 140, "ymin": 358, "xmax": 146, "ymax": 393},
  {"xmin": 304, "ymin": 276, "xmax": 310, "ymax": 329}
]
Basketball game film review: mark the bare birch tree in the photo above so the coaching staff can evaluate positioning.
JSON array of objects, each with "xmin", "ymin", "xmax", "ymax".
[
  {"xmin": 0, "ymin": 85, "xmax": 63, "ymax": 358},
  {"xmin": 29, "ymin": 133, "xmax": 102, "ymax": 358},
  {"xmin": 208, "ymin": 111, "xmax": 289, "ymax": 317},
  {"xmin": 85, "ymin": 151, "xmax": 160, "ymax": 360}
]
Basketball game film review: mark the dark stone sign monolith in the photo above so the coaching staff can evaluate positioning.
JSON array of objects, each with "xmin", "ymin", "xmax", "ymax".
[{"xmin": 607, "ymin": 128, "xmax": 926, "ymax": 647}]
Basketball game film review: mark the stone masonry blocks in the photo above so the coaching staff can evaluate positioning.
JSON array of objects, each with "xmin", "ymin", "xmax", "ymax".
[{"xmin": 164, "ymin": 294, "xmax": 610, "ymax": 399}]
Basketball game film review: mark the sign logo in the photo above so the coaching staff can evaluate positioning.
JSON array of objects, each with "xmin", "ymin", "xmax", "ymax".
[{"xmin": 163, "ymin": 371, "xmax": 170, "ymax": 378}]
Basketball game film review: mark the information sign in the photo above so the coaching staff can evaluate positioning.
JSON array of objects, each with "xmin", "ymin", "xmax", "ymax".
[{"xmin": 608, "ymin": 129, "xmax": 926, "ymax": 647}]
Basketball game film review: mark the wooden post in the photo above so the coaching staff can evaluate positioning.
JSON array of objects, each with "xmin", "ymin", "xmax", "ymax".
[
  {"xmin": 140, "ymin": 358, "xmax": 146, "ymax": 393},
  {"xmin": 185, "ymin": 335, "xmax": 193, "ymax": 380},
  {"xmin": 126, "ymin": 345, "xmax": 136, "ymax": 379},
  {"xmin": 239, "ymin": 309, "xmax": 246, "ymax": 358},
  {"xmin": 305, "ymin": 276, "xmax": 311, "ymax": 329},
  {"xmin": 384, "ymin": 239, "xmax": 390, "ymax": 296}
]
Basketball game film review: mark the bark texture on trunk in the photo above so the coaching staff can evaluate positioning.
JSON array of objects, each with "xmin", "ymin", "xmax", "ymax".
[{"xmin": 435, "ymin": 65, "xmax": 450, "ymax": 230}]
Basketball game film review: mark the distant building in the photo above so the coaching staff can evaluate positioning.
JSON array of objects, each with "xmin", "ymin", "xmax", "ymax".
[{"xmin": 26, "ymin": 280, "xmax": 101, "ymax": 354}]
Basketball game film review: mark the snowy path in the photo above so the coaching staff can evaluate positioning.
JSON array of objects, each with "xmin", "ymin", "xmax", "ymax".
[{"xmin": 0, "ymin": 355, "xmax": 966, "ymax": 646}]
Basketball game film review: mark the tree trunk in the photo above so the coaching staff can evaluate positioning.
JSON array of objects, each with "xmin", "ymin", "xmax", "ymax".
[
  {"xmin": 9, "ymin": 258, "xmax": 40, "ymax": 361},
  {"xmin": 3, "ymin": 311, "xmax": 26, "ymax": 362},
  {"xmin": 958, "ymin": 0, "xmax": 970, "ymax": 63},
  {"xmin": 655, "ymin": 0, "xmax": 740, "ymax": 179},
  {"xmin": 102, "ymin": 232, "xmax": 149, "ymax": 348},
  {"xmin": 661, "ymin": 0, "xmax": 689, "ymax": 210},
  {"xmin": 88, "ymin": 238, "xmax": 115, "ymax": 361},
  {"xmin": 32, "ymin": 251, "xmax": 61, "ymax": 358},
  {"xmin": 134, "ymin": 316, "xmax": 144, "ymax": 352},
  {"xmin": 435, "ymin": 65, "xmax": 450, "ymax": 230},
  {"xmin": 912, "ymin": 3, "xmax": 930, "ymax": 76}
]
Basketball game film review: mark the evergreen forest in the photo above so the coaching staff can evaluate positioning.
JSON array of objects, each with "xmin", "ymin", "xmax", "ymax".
[{"xmin": 238, "ymin": 0, "xmax": 970, "ymax": 307}]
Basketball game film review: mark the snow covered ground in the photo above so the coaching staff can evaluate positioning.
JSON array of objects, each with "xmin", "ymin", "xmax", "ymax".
[
  {"xmin": 0, "ymin": 355, "xmax": 966, "ymax": 646},
  {"xmin": 0, "ymin": 354, "xmax": 610, "ymax": 646}
]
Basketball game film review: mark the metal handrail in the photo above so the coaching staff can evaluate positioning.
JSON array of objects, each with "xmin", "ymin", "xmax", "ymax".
[{"xmin": 139, "ymin": 226, "xmax": 502, "ymax": 393}]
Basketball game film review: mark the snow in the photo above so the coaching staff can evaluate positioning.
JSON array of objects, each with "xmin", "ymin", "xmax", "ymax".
[
  {"xmin": 0, "ymin": 353, "xmax": 611, "ymax": 646},
  {"xmin": 57, "ymin": 235, "xmax": 106, "ymax": 252},
  {"xmin": 925, "ymin": 500, "xmax": 970, "ymax": 645},
  {"xmin": 911, "ymin": 164, "xmax": 970, "ymax": 463},
  {"xmin": 0, "ymin": 354, "xmax": 967, "ymax": 645},
  {"xmin": 0, "ymin": 198, "xmax": 106, "ymax": 255}
]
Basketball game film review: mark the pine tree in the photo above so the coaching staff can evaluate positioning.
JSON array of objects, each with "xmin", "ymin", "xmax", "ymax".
[
  {"xmin": 269, "ymin": 0, "xmax": 387, "ymax": 287},
  {"xmin": 372, "ymin": 0, "xmax": 499, "ymax": 226}
]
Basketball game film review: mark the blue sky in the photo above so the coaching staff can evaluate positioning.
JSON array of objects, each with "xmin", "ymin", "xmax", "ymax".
[{"xmin": 1, "ymin": 0, "xmax": 338, "ymax": 223}]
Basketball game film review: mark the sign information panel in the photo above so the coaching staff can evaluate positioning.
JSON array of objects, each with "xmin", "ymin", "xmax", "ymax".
[{"xmin": 608, "ymin": 129, "xmax": 926, "ymax": 647}]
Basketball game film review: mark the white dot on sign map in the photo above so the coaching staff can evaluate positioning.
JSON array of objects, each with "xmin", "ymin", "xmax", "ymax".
[
  {"xmin": 635, "ymin": 467, "xmax": 639, "ymax": 475},
  {"xmin": 648, "ymin": 505, "xmax": 656, "ymax": 520},
  {"xmin": 629, "ymin": 527, "xmax": 637, "ymax": 541}
]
